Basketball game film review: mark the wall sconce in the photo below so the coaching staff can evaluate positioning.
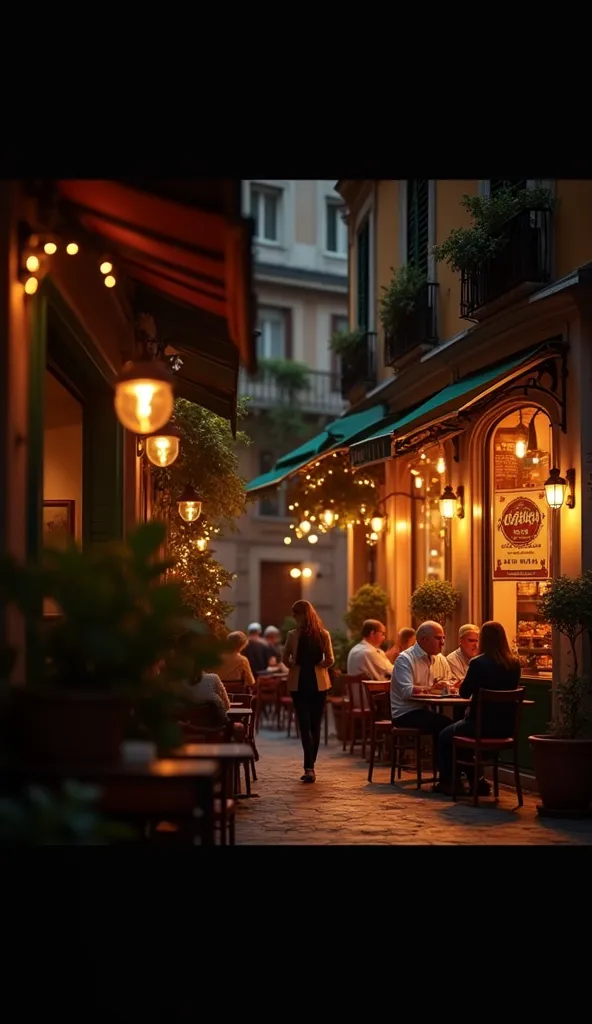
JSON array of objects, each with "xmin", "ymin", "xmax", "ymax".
[
  {"xmin": 370, "ymin": 508, "xmax": 385, "ymax": 534},
  {"xmin": 290, "ymin": 567, "xmax": 302, "ymax": 579},
  {"xmin": 544, "ymin": 467, "xmax": 576, "ymax": 510},
  {"xmin": 439, "ymin": 484, "xmax": 465, "ymax": 520}
]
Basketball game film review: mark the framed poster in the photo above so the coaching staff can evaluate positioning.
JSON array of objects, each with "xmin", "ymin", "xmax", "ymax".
[
  {"xmin": 43, "ymin": 500, "xmax": 75, "ymax": 549},
  {"xmin": 493, "ymin": 489, "xmax": 549, "ymax": 580}
]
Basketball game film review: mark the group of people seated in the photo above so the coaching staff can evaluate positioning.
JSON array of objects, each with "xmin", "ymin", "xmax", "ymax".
[{"xmin": 347, "ymin": 617, "xmax": 521, "ymax": 797}]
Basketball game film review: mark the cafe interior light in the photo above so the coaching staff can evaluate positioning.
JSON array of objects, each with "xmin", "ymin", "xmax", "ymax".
[
  {"xmin": 144, "ymin": 422, "xmax": 181, "ymax": 468},
  {"xmin": 177, "ymin": 484, "xmax": 202, "ymax": 522},
  {"xmin": 544, "ymin": 467, "xmax": 575, "ymax": 510},
  {"xmin": 114, "ymin": 360, "xmax": 174, "ymax": 435},
  {"xmin": 514, "ymin": 411, "xmax": 529, "ymax": 458}
]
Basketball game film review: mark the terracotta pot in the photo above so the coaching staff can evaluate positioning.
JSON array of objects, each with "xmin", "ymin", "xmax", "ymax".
[
  {"xmin": 12, "ymin": 688, "xmax": 130, "ymax": 765},
  {"xmin": 529, "ymin": 734, "xmax": 592, "ymax": 815}
]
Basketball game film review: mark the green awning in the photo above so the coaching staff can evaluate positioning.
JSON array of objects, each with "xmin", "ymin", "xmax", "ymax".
[
  {"xmin": 246, "ymin": 403, "xmax": 386, "ymax": 493},
  {"xmin": 350, "ymin": 345, "xmax": 552, "ymax": 468}
]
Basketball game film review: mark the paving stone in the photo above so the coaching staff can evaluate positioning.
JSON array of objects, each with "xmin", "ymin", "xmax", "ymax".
[{"xmin": 234, "ymin": 727, "xmax": 592, "ymax": 846}]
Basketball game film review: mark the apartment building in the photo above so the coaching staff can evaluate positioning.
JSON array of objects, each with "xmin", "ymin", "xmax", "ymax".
[{"xmin": 214, "ymin": 180, "xmax": 349, "ymax": 632}]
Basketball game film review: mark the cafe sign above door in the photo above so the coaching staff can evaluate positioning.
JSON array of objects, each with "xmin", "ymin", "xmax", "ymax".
[{"xmin": 493, "ymin": 490, "xmax": 549, "ymax": 580}]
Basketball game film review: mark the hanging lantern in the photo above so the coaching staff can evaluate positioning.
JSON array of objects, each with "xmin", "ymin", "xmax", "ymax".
[
  {"xmin": 114, "ymin": 360, "xmax": 174, "ymax": 435},
  {"xmin": 544, "ymin": 468, "xmax": 567, "ymax": 510},
  {"xmin": 514, "ymin": 411, "xmax": 529, "ymax": 459},
  {"xmin": 144, "ymin": 422, "xmax": 181, "ymax": 468},
  {"xmin": 439, "ymin": 485, "xmax": 457, "ymax": 520},
  {"xmin": 370, "ymin": 508, "xmax": 386, "ymax": 534},
  {"xmin": 177, "ymin": 484, "xmax": 202, "ymax": 522}
]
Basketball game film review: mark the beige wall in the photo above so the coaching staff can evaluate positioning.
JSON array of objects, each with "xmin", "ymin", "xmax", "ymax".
[{"xmin": 44, "ymin": 372, "xmax": 83, "ymax": 542}]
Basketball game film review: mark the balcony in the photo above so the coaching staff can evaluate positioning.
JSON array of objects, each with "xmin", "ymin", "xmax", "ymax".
[
  {"xmin": 461, "ymin": 207, "xmax": 552, "ymax": 321},
  {"xmin": 340, "ymin": 331, "xmax": 377, "ymax": 399},
  {"xmin": 384, "ymin": 283, "xmax": 439, "ymax": 370},
  {"xmin": 239, "ymin": 367, "xmax": 345, "ymax": 417}
]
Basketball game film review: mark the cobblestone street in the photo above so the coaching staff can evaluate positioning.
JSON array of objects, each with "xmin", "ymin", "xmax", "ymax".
[{"xmin": 235, "ymin": 728, "xmax": 592, "ymax": 845}]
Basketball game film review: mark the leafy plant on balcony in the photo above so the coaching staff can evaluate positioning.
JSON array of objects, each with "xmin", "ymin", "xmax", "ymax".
[
  {"xmin": 379, "ymin": 264, "xmax": 428, "ymax": 334},
  {"xmin": 329, "ymin": 327, "xmax": 366, "ymax": 356},
  {"xmin": 432, "ymin": 185, "xmax": 557, "ymax": 275},
  {"xmin": 257, "ymin": 358, "xmax": 310, "ymax": 441}
]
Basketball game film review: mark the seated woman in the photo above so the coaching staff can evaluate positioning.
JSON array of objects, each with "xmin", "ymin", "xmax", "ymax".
[
  {"xmin": 218, "ymin": 631, "xmax": 256, "ymax": 688},
  {"xmin": 186, "ymin": 669, "xmax": 245, "ymax": 741},
  {"xmin": 435, "ymin": 620, "xmax": 521, "ymax": 797}
]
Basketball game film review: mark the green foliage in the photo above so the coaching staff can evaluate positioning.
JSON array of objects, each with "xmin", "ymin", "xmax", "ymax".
[
  {"xmin": 280, "ymin": 616, "xmax": 297, "ymax": 640},
  {"xmin": 432, "ymin": 185, "xmax": 557, "ymax": 274},
  {"xmin": 379, "ymin": 264, "xmax": 427, "ymax": 333},
  {"xmin": 258, "ymin": 358, "xmax": 310, "ymax": 394},
  {"xmin": 329, "ymin": 327, "xmax": 365, "ymax": 356},
  {"xmin": 266, "ymin": 406, "xmax": 308, "ymax": 442},
  {"xmin": 152, "ymin": 398, "xmax": 252, "ymax": 631},
  {"xmin": 343, "ymin": 584, "xmax": 389, "ymax": 639},
  {"xmin": 410, "ymin": 579, "xmax": 460, "ymax": 626},
  {"xmin": 0, "ymin": 780, "xmax": 135, "ymax": 846},
  {"xmin": 331, "ymin": 629, "xmax": 357, "ymax": 674},
  {"xmin": 538, "ymin": 572, "xmax": 592, "ymax": 738}
]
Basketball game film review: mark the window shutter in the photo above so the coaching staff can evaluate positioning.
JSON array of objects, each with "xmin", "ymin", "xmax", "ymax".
[{"xmin": 407, "ymin": 179, "xmax": 429, "ymax": 275}]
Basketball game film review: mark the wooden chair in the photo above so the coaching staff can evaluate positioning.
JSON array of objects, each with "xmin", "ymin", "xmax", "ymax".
[
  {"xmin": 174, "ymin": 705, "xmax": 237, "ymax": 843},
  {"xmin": 254, "ymin": 675, "xmax": 284, "ymax": 732},
  {"xmin": 452, "ymin": 687, "xmax": 525, "ymax": 807},
  {"xmin": 344, "ymin": 675, "xmax": 371, "ymax": 756},
  {"xmin": 363, "ymin": 681, "xmax": 393, "ymax": 782},
  {"xmin": 226, "ymin": 691, "xmax": 258, "ymax": 785}
]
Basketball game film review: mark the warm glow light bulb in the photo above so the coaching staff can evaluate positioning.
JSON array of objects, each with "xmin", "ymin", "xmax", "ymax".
[
  {"xmin": 178, "ymin": 501, "xmax": 202, "ymax": 523},
  {"xmin": 320, "ymin": 509, "xmax": 335, "ymax": 527},
  {"xmin": 104, "ymin": 275, "xmax": 116, "ymax": 288},
  {"xmin": 196, "ymin": 537, "xmax": 208, "ymax": 552},
  {"xmin": 44, "ymin": 241, "xmax": 57, "ymax": 255},
  {"xmin": 66, "ymin": 243, "xmax": 79, "ymax": 255},
  {"xmin": 302, "ymin": 567, "xmax": 313, "ymax": 579},
  {"xmin": 515, "ymin": 438, "xmax": 527, "ymax": 459},
  {"xmin": 299, "ymin": 520, "xmax": 311, "ymax": 534},
  {"xmin": 370, "ymin": 511, "xmax": 385, "ymax": 534},
  {"xmin": 114, "ymin": 371, "xmax": 174, "ymax": 434},
  {"xmin": 100, "ymin": 261, "xmax": 113, "ymax": 275},
  {"xmin": 26, "ymin": 255, "xmax": 40, "ymax": 272},
  {"xmin": 436, "ymin": 456, "xmax": 446, "ymax": 474},
  {"xmin": 415, "ymin": 476, "xmax": 423, "ymax": 489},
  {"xmin": 145, "ymin": 433, "xmax": 180, "ymax": 468},
  {"xmin": 283, "ymin": 536, "xmax": 292, "ymax": 545},
  {"xmin": 290, "ymin": 568, "xmax": 302, "ymax": 579},
  {"xmin": 307, "ymin": 534, "xmax": 318, "ymax": 544},
  {"xmin": 24, "ymin": 276, "xmax": 38, "ymax": 295}
]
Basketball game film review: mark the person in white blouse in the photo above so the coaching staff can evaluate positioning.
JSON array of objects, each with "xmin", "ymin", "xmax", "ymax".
[
  {"xmin": 446, "ymin": 624, "xmax": 480, "ymax": 683},
  {"xmin": 347, "ymin": 620, "xmax": 394, "ymax": 679},
  {"xmin": 390, "ymin": 620, "xmax": 452, "ymax": 745}
]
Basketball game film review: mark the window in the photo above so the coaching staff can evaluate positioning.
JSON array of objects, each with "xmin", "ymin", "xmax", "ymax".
[
  {"xmin": 257, "ymin": 307, "xmax": 289, "ymax": 360},
  {"xmin": 258, "ymin": 450, "xmax": 284, "ymax": 517},
  {"xmin": 330, "ymin": 314, "xmax": 349, "ymax": 383},
  {"xmin": 326, "ymin": 200, "xmax": 347, "ymax": 255},
  {"xmin": 490, "ymin": 405, "xmax": 552, "ymax": 679},
  {"xmin": 250, "ymin": 184, "xmax": 281, "ymax": 243},
  {"xmin": 407, "ymin": 179, "xmax": 429, "ymax": 275},
  {"xmin": 411, "ymin": 446, "xmax": 449, "ymax": 591}
]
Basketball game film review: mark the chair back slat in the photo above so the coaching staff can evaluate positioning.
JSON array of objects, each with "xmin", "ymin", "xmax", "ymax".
[{"xmin": 475, "ymin": 686, "xmax": 525, "ymax": 740}]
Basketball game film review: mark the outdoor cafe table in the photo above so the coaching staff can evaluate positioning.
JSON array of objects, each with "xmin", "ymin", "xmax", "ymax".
[{"xmin": 170, "ymin": 742, "xmax": 255, "ymax": 798}]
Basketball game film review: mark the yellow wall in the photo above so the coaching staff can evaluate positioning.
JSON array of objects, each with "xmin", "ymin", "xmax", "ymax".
[
  {"xmin": 435, "ymin": 180, "xmax": 478, "ymax": 344},
  {"xmin": 554, "ymin": 180, "xmax": 592, "ymax": 279}
]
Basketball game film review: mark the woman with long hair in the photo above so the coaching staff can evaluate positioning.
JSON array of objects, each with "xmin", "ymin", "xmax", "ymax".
[
  {"xmin": 282, "ymin": 599, "xmax": 334, "ymax": 783},
  {"xmin": 435, "ymin": 620, "xmax": 521, "ymax": 797}
]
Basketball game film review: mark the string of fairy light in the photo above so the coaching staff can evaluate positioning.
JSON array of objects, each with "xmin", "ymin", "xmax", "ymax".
[{"xmin": 283, "ymin": 451, "xmax": 382, "ymax": 548}]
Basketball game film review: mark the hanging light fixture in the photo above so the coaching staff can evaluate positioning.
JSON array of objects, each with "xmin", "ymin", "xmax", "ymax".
[
  {"xmin": 370, "ymin": 508, "xmax": 386, "ymax": 534},
  {"xmin": 439, "ymin": 485, "xmax": 457, "ymax": 520},
  {"xmin": 114, "ymin": 315, "xmax": 177, "ymax": 435},
  {"xmin": 514, "ymin": 411, "xmax": 529, "ymax": 458},
  {"xmin": 177, "ymin": 484, "xmax": 202, "ymax": 522},
  {"xmin": 144, "ymin": 422, "xmax": 181, "ymax": 468}
]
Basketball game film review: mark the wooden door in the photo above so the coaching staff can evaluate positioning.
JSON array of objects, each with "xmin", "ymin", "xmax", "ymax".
[{"xmin": 260, "ymin": 561, "xmax": 302, "ymax": 631}]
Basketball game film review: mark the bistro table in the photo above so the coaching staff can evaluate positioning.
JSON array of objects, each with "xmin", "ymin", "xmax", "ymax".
[{"xmin": 171, "ymin": 742, "xmax": 256, "ymax": 798}]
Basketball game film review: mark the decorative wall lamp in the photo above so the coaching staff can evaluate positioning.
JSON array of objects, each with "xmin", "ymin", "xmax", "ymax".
[
  {"xmin": 177, "ymin": 484, "xmax": 202, "ymax": 523},
  {"xmin": 439, "ymin": 484, "xmax": 465, "ymax": 520},
  {"xmin": 368, "ymin": 489, "xmax": 425, "ymax": 536},
  {"xmin": 544, "ymin": 467, "xmax": 576, "ymax": 510},
  {"xmin": 137, "ymin": 422, "xmax": 181, "ymax": 468}
]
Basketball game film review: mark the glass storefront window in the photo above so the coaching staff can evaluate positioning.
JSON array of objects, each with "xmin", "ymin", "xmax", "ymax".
[
  {"xmin": 490, "ymin": 405, "xmax": 552, "ymax": 679},
  {"xmin": 411, "ymin": 446, "xmax": 448, "ymax": 588}
]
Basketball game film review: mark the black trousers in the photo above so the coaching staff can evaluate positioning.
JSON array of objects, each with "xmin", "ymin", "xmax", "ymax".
[{"xmin": 292, "ymin": 691, "xmax": 327, "ymax": 770}]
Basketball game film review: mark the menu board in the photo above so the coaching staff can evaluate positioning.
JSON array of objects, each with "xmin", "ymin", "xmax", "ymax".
[{"xmin": 493, "ymin": 488, "xmax": 549, "ymax": 579}]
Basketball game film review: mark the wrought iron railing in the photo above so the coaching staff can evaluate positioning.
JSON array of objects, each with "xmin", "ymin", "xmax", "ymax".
[
  {"xmin": 384, "ymin": 282, "xmax": 439, "ymax": 367},
  {"xmin": 239, "ymin": 367, "xmax": 345, "ymax": 416},
  {"xmin": 461, "ymin": 206, "xmax": 552, "ymax": 319},
  {"xmin": 340, "ymin": 331, "xmax": 378, "ymax": 397}
]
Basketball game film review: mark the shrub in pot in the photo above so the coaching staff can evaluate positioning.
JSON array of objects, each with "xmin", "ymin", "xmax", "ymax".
[
  {"xmin": 410, "ymin": 579, "xmax": 460, "ymax": 628},
  {"xmin": 0, "ymin": 521, "xmax": 223, "ymax": 765},
  {"xmin": 529, "ymin": 573, "xmax": 592, "ymax": 816}
]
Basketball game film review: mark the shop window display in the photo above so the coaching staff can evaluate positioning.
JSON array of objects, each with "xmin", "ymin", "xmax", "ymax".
[{"xmin": 411, "ymin": 447, "xmax": 448, "ymax": 588}]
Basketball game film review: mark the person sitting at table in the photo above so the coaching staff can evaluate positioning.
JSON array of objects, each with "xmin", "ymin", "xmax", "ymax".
[
  {"xmin": 347, "ymin": 619, "xmax": 394, "ymax": 679},
  {"xmin": 186, "ymin": 669, "xmax": 245, "ymax": 741},
  {"xmin": 218, "ymin": 631, "xmax": 256, "ymax": 688},
  {"xmin": 390, "ymin": 620, "xmax": 452, "ymax": 748},
  {"xmin": 435, "ymin": 620, "xmax": 521, "ymax": 797},
  {"xmin": 243, "ymin": 622, "xmax": 273, "ymax": 676},
  {"xmin": 390, "ymin": 627, "xmax": 417, "ymax": 661},
  {"xmin": 446, "ymin": 623, "xmax": 480, "ymax": 683}
]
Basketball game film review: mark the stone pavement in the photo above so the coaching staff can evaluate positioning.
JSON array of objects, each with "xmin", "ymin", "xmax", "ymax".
[{"xmin": 234, "ymin": 727, "xmax": 592, "ymax": 845}]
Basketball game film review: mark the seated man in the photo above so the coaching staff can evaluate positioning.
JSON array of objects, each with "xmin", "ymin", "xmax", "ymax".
[
  {"xmin": 446, "ymin": 623, "xmax": 479, "ymax": 684},
  {"xmin": 390, "ymin": 620, "xmax": 452, "ymax": 750},
  {"xmin": 347, "ymin": 619, "xmax": 394, "ymax": 679},
  {"xmin": 389, "ymin": 627, "xmax": 416, "ymax": 662},
  {"xmin": 243, "ymin": 622, "xmax": 272, "ymax": 676}
]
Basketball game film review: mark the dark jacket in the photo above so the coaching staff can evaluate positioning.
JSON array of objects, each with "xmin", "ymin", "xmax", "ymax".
[
  {"xmin": 460, "ymin": 654, "xmax": 521, "ymax": 737},
  {"xmin": 244, "ymin": 637, "xmax": 272, "ymax": 675}
]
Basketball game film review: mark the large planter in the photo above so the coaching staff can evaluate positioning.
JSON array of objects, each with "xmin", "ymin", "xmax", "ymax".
[
  {"xmin": 12, "ymin": 688, "xmax": 130, "ymax": 765},
  {"xmin": 529, "ymin": 735, "xmax": 592, "ymax": 817}
]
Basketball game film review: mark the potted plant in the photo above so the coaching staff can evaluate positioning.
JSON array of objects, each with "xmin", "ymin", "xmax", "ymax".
[
  {"xmin": 410, "ymin": 579, "xmax": 460, "ymax": 627},
  {"xmin": 529, "ymin": 573, "xmax": 592, "ymax": 816},
  {"xmin": 379, "ymin": 264, "xmax": 428, "ymax": 335},
  {"xmin": 329, "ymin": 326, "xmax": 366, "ymax": 360},
  {"xmin": 432, "ymin": 184, "xmax": 556, "ymax": 276},
  {"xmin": 0, "ymin": 521, "xmax": 223, "ymax": 765}
]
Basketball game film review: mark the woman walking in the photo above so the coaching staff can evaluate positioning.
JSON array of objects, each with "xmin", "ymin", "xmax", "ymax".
[{"xmin": 283, "ymin": 600, "xmax": 334, "ymax": 783}]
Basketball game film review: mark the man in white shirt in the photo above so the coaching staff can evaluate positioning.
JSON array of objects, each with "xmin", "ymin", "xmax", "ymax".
[
  {"xmin": 390, "ymin": 620, "xmax": 452, "ymax": 743},
  {"xmin": 347, "ymin": 620, "xmax": 394, "ymax": 679},
  {"xmin": 446, "ymin": 623, "xmax": 479, "ymax": 683}
]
